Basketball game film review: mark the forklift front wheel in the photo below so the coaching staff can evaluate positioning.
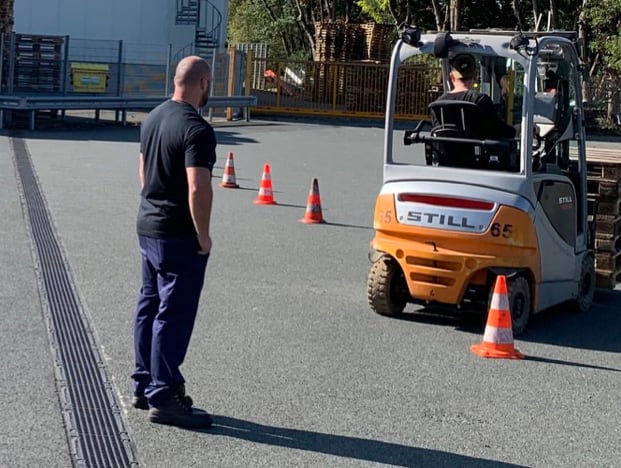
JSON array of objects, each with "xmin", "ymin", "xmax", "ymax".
[
  {"xmin": 573, "ymin": 254, "xmax": 595, "ymax": 313},
  {"xmin": 507, "ymin": 276, "xmax": 531, "ymax": 336},
  {"xmin": 367, "ymin": 255, "xmax": 409, "ymax": 316}
]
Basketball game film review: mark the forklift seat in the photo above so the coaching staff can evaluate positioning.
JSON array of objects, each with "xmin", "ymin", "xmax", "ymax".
[{"xmin": 427, "ymin": 100, "xmax": 518, "ymax": 171}]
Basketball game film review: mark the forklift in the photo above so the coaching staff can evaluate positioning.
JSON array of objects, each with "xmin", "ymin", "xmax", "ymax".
[{"xmin": 367, "ymin": 28, "xmax": 596, "ymax": 334}]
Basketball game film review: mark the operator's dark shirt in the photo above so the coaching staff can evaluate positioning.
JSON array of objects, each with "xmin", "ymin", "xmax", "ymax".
[
  {"xmin": 137, "ymin": 99, "xmax": 217, "ymax": 238},
  {"xmin": 433, "ymin": 90, "xmax": 516, "ymax": 139}
]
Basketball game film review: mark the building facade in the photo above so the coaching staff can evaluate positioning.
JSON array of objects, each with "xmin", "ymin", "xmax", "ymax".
[{"xmin": 12, "ymin": 0, "xmax": 227, "ymax": 61}]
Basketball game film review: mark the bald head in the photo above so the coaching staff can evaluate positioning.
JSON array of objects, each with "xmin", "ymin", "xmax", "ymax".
[
  {"xmin": 172, "ymin": 56, "xmax": 212, "ymax": 109},
  {"xmin": 174, "ymin": 56, "xmax": 211, "ymax": 88}
]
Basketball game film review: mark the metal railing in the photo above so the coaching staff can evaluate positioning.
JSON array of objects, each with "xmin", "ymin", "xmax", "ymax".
[
  {"xmin": 249, "ymin": 57, "xmax": 440, "ymax": 120},
  {"xmin": 246, "ymin": 57, "xmax": 620, "ymax": 123}
]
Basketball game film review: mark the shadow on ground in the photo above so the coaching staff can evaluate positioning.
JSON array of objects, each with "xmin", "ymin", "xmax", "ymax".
[
  {"xmin": 388, "ymin": 288, "xmax": 621, "ymax": 355},
  {"xmin": 191, "ymin": 415, "xmax": 527, "ymax": 468}
]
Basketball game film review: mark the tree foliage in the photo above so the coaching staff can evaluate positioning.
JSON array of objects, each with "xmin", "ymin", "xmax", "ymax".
[{"xmin": 229, "ymin": 0, "xmax": 621, "ymax": 107}]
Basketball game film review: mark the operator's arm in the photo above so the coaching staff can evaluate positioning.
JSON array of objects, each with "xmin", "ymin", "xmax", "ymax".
[
  {"xmin": 139, "ymin": 153, "xmax": 145, "ymax": 189},
  {"xmin": 187, "ymin": 166, "xmax": 213, "ymax": 255},
  {"xmin": 477, "ymin": 94, "xmax": 516, "ymax": 139}
]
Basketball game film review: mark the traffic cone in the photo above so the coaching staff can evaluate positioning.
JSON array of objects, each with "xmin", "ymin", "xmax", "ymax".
[
  {"xmin": 253, "ymin": 163, "xmax": 277, "ymax": 205},
  {"xmin": 299, "ymin": 178, "xmax": 325, "ymax": 224},
  {"xmin": 470, "ymin": 275, "xmax": 525, "ymax": 359},
  {"xmin": 219, "ymin": 151, "xmax": 239, "ymax": 188}
]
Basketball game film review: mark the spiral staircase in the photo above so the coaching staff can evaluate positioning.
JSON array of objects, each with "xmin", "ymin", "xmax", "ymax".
[{"xmin": 174, "ymin": 0, "xmax": 222, "ymax": 63}]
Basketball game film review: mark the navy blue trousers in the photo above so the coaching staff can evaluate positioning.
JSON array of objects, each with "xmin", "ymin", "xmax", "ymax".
[{"xmin": 132, "ymin": 235, "xmax": 208, "ymax": 405}]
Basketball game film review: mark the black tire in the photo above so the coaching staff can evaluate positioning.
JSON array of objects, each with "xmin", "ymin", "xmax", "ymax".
[
  {"xmin": 507, "ymin": 276, "xmax": 531, "ymax": 336},
  {"xmin": 574, "ymin": 254, "xmax": 596, "ymax": 313},
  {"xmin": 367, "ymin": 255, "xmax": 409, "ymax": 316}
]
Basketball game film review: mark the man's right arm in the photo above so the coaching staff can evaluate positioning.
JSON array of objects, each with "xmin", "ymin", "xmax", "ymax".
[
  {"xmin": 139, "ymin": 153, "xmax": 145, "ymax": 189},
  {"xmin": 187, "ymin": 166, "xmax": 213, "ymax": 254}
]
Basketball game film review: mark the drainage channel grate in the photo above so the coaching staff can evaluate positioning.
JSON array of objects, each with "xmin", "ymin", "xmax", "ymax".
[{"xmin": 12, "ymin": 137, "xmax": 138, "ymax": 468}]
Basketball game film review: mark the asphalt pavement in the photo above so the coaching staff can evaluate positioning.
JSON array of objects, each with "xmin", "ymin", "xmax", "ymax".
[{"xmin": 1, "ymin": 116, "xmax": 620, "ymax": 468}]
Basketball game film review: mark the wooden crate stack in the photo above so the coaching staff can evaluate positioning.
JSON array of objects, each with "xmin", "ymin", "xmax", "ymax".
[
  {"xmin": 313, "ymin": 22, "xmax": 345, "ymax": 62},
  {"xmin": 586, "ymin": 155, "xmax": 621, "ymax": 288},
  {"xmin": 0, "ymin": 0, "xmax": 15, "ymax": 34},
  {"xmin": 13, "ymin": 34, "xmax": 64, "ymax": 93},
  {"xmin": 359, "ymin": 23, "xmax": 394, "ymax": 62}
]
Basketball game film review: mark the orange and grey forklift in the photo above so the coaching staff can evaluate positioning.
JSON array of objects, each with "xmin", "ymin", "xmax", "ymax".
[{"xmin": 367, "ymin": 27, "xmax": 596, "ymax": 334}]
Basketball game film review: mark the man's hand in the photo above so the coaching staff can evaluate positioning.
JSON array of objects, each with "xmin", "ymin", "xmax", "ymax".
[
  {"xmin": 500, "ymin": 75, "xmax": 509, "ymax": 98},
  {"xmin": 198, "ymin": 234, "xmax": 212, "ymax": 255}
]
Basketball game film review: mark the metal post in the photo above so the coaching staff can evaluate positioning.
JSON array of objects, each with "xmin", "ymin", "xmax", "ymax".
[
  {"xmin": 207, "ymin": 47, "xmax": 218, "ymax": 122},
  {"xmin": 62, "ymin": 35, "xmax": 70, "ymax": 95},
  {"xmin": 332, "ymin": 63, "xmax": 338, "ymax": 112},
  {"xmin": 165, "ymin": 43, "xmax": 172, "ymax": 96},
  {"xmin": 245, "ymin": 50, "xmax": 253, "ymax": 122},
  {"xmin": 0, "ymin": 33, "xmax": 5, "ymax": 94},
  {"xmin": 116, "ymin": 40, "xmax": 123, "ymax": 96},
  {"xmin": 8, "ymin": 32, "xmax": 16, "ymax": 95},
  {"xmin": 226, "ymin": 47, "xmax": 236, "ymax": 120}
]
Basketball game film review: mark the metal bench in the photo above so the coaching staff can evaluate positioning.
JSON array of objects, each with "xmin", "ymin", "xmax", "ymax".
[{"xmin": 0, "ymin": 94, "xmax": 258, "ymax": 130}]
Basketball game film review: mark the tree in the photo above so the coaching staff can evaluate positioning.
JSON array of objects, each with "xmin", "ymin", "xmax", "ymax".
[
  {"xmin": 583, "ymin": 0, "xmax": 621, "ymax": 121},
  {"xmin": 229, "ymin": 0, "xmax": 365, "ymax": 59}
]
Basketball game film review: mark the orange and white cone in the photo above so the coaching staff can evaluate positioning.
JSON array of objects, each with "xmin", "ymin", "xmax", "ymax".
[
  {"xmin": 299, "ymin": 178, "xmax": 325, "ymax": 224},
  {"xmin": 253, "ymin": 163, "xmax": 277, "ymax": 205},
  {"xmin": 470, "ymin": 275, "xmax": 525, "ymax": 359},
  {"xmin": 219, "ymin": 151, "xmax": 239, "ymax": 188}
]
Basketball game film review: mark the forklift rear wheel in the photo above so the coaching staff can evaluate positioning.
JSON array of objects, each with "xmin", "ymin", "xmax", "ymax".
[
  {"xmin": 574, "ymin": 254, "xmax": 595, "ymax": 313},
  {"xmin": 507, "ymin": 276, "xmax": 531, "ymax": 336},
  {"xmin": 367, "ymin": 255, "xmax": 409, "ymax": 316}
]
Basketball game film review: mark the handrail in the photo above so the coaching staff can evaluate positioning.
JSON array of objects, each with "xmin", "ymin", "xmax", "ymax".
[
  {"xmin": 196, "ymin": 0, "xmax": 222, "ymax": 48},
  {"xmin": 0, "ymin": 94, "xmax": 258, "ymax": 129}
]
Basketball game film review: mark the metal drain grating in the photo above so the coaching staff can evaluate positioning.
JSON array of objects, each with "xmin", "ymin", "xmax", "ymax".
[{"xmin": 11, "ymin": 137, "xmax": 138, "ymax": 468}]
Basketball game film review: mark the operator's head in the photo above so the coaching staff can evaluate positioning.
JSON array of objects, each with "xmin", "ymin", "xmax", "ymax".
[
  {"xmin": 449, "ymin": 54, "xmax": 476, "ymax": 83},
  {"xmin": 173, "ymin": 56, "xmax": 212, "ymax": 108}
]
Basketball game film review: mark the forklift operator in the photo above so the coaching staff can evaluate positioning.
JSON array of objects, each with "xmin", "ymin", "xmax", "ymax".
[{"xmin": 431, "ymin": 54, "xmax": 516, "ymax": 140}]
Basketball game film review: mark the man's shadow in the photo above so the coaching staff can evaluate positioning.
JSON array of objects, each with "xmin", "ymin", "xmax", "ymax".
[{"xmin": 195, "ymin": 415, "xmax": 526, "ymax": 467}]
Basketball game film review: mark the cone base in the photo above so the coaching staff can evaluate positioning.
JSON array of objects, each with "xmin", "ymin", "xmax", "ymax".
[
  {"xmin": 219, "ymin": 182, "xmax": 239, "ymax": 188},
  {"xmin": 470, "ymin": 343, "xmax": 525, "ymax": 359},
  {"xmin": 254, "ymin": 199, "xmax": 277, "ymax": 205},
  {"xmin": 299, "ymin": 216, "xmax": 325, "ymax": 224}
]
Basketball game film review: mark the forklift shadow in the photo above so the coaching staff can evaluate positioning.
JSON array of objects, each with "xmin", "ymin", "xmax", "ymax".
[
  {"xmin": 393, "ymin": 288, "xmax": 621, "ymax": 354},
  {"xmin": 522, "ymin": 288, "xmax": 621, "ymax": 353},
  {"xmin": 392, "ymin": 305, "xmax": 486, "ymax": 335}
]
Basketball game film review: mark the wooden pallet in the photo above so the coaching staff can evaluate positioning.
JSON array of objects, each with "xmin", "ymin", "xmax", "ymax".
[
  {"xmin": 587, "ymin": 178, "xmax": 621, "ymax": 200},
  {"xmin": 595, "ymin": 250, "xmax": 621, "ymax": 271},
  {"xmin": 594, "ymin": 235, "xmax": 621, "ymax": 253},
  {"xmin": 583, "ymin": 148, "xmax": 621, "ymax": 288},
  {"xmin": 596, "ymin": 269, "xmax": 621, "ymax": 289}
]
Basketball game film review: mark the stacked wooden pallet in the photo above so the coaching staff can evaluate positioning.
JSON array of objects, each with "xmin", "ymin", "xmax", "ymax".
[
  {"xmin": 359, "ymin": 23, "xmax": 394, "ymax": 62},
  {"xmin": 0, "ymin": 0, "xmax": 14, "ymax": 34},
  {"xmin": 313, "ymin": 22, "xmax": 346, "ymax": 62},
  {"xmin": 13, "ymin": 34, "xmax": 64, "ymax": 93},
  {"xmin": 586, "ymin": 147, "xmax": 621, "ymax": 288}
]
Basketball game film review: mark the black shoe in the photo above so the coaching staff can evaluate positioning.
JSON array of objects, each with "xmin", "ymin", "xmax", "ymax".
[
  {"xmin": 132, "ymin": 384, "xmax": 193, "ymax": 410},
  {"xmin": 148, "ymin": 394, "xmax": 213, "ymax": 429},
  {"xmin": 132, "ymin": 395, "xmax": 149, "ymax": 410}
]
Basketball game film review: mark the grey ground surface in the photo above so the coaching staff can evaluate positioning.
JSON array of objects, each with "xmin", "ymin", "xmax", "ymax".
[{"xmin": 1, "ymin": 116, "xmax": 620, "ymax": 468}]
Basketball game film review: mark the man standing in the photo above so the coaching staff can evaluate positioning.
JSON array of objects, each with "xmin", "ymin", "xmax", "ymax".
[
  {"xmin": 432, "ymin": 53, "xmax": 516, "ymax": 139},
  {"xmin": 132, "ymin": 56, "xmax": 216, "ymax": 429}
]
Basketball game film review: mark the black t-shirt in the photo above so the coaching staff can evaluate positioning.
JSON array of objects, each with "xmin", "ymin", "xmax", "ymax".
[
  {"xmin": 137, "ymin": 100, "xmax": 217, "ymax": 238},
  {"xmin": 434, "ymin": 90, "xmax": 516, "ymax": 139}
]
